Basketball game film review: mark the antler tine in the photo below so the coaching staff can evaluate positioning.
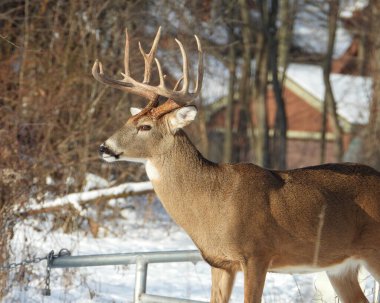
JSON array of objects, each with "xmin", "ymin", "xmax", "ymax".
[
  {"xmin": 154, "ymin": 58, "xmax": 166, "ymax": 88},
  {"xmin": 124, "ymin": 28, "xmax": 130, "ymax": 77},
  {"xmin": 92, "ymin": 59, "xmax": 134, "ymax": 89},
  {"xmin": 194, "ymin": 35, "xmax": 203, "ymax": 95},
  {"xmin": 173, "ymin": 77, "xmax": 184, "ymax": 91},
  {"xmin": 175, "ymin": 38, "xmax": 189, "ymax": 94},
  {"xmin": 139, "ymin": 26, "xmax": 162, "ymax": 84}
]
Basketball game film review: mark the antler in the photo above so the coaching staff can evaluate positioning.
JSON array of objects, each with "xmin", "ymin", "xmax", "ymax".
[{"xmin": 92, "ymin": 27, "xmax": 203, "ymax": 109}]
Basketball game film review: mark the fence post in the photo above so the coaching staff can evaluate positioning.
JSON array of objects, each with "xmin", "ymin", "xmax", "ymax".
[{"xmin": 134, "ymin": 257, "xmax": 148, "ymax": 303}]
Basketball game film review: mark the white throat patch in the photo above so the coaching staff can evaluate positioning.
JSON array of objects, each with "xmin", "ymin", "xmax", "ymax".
[
  {"xmin": 146, "ymin": 160, "xmax": 160, "ymax": 181},
  {"xmin": 121, "ymin": 157, "xmax": 147, "ymax": 164}
]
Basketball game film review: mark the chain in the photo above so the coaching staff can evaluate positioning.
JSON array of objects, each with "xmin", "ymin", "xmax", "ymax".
[
  {"xmin": 0, "ymin": 248, "xmax": 71, "ymax": 272},
  {"xmin": 42, "ymin": 250, "xmax": 54, "ymax": 296},
  {"xmin": 0, "ymin": 248, "xmax": 71, "ymax": 297},
  {"xmin": 0, "ymin": 255, "xmax": 47, "ymax": 271}
]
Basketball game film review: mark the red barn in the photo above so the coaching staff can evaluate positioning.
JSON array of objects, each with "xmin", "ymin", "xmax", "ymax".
[{"xmin": 207, "ymin": 64, "xmax": 371, "ymax": 168}]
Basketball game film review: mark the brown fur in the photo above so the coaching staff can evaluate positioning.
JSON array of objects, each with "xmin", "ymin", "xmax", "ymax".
[{"xmin": 103, "ymin": 112, "xmax": 380, "ymax": 303}]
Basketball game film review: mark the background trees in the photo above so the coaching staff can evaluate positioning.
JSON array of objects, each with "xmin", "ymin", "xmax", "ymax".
[{"xmin": 362, "ymin": 0, "xmax": 380, "ymax": 168}]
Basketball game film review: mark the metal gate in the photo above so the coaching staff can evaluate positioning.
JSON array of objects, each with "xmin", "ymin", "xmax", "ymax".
[{"xmin": 51, "ymin": 250, "xmax": 208, "ymax": 303}]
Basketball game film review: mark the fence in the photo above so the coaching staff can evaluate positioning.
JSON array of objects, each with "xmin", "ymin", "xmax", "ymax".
[{"xmin": 51, "ymin": 250, "xmax": 208, "ymax": 303}]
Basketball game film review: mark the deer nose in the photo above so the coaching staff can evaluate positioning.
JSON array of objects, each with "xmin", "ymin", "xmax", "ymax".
[
  {"xmin": 99, "ymin": 144, "xmax": 114, "ymax": 156},
  {"xmin": 99, "ymin": 143, "xmax": 106, "ymax": 154},
  {"xmin": 99, "ymin": 143, "xmax": 123, "ymax": 160}
]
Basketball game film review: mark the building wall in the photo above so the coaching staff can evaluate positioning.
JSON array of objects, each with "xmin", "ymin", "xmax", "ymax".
[
  {"xmin": 206, "ymin": 86, "xmax": 353, "ymax": 167},
  {"xmin": 287, "ymin": 139, "xmax": 336, "ymax": 169},
  {"xmin": 266, "ymin": 87, "xmax": 334, "ymax": 133}
]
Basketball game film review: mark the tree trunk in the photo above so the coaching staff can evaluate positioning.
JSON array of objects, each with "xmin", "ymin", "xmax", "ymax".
[
  {"xmin": 19, "ymin": 0, "xmax": 29, "ymax": 109},
  {"xmin": 253, "ymin": 0, "xmax": 270, "ymax": 167},
  {"xmin": 320, "ymin": 93, "xmax": 328, "ymax": 163},
  {"xmin": 278, "ymin": 0, "xmax": 295, "ymax": 85},
  {"xmin": 321, "ymin": 0, "xmax": 344, "ymax": 163},
  {"xmin": 223, "ymin": 24, "xmax": 237, "ymax": 163},
  {"xmin": 363, "ymin": 0, "xmax": 380, "ymax": 169},
  {"xmin": 238, "ymin": 0, "xmax": 256, "ymax": 162},
  {"xmin": 268, "ymin": 0, "xmax": 287, "ymax": 170},
  {"xmin": 358, "ymin": 28, "xmax": 369, "ymax": 76}
]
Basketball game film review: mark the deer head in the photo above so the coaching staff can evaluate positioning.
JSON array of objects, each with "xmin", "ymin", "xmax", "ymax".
[{"xmin": 94, "ymin": 27, "xmax": 203, "ymax": 163}]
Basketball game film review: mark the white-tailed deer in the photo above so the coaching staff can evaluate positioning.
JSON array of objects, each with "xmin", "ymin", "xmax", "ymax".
[{"xmin": 94, "ymin": 28, "xmax": 380, "ymax": 303}]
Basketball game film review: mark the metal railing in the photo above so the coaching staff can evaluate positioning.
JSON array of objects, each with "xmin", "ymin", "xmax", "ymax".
[{"xmin": 51, "ymin": 250, "xmax": 208, "ymax": 303}]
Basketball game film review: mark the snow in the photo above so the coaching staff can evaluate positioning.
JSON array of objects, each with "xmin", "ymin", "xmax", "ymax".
[
  {"xmin": 340, "ymin": 0, "xmax": 369, "ymax": 18},
  {"xmin": 293, "ymin": 2, "xmax": 353, "ymax": 58},
  {"xmin": 202, "ymin": 55, "xmax": 229, "ymax": 104},
  {"xmin": 83, "ymin": 173, "xmax": 110, "ymax": 191},
  {"xmin": 286, "ymin": 63, "xmax": 372, "ymax": 124},
  {"xmin": 5, "ymin": 187, "xmax": 379, "ymax": 303},
  {"xmin": 19, "ymin": 181, "xmax": 153, "ymax": 216}
]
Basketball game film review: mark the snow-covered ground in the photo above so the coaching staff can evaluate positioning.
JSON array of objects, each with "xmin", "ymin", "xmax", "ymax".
[{"xmin": 5, "ymin": 184, "xmax": 379, "ymax": 302}]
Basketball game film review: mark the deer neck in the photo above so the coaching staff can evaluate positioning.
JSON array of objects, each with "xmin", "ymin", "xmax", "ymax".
[
  {"xmin": 147, "ymin": 130, "xmax": 213, "ymax": 186},
  {"xmin": 145, "ymin": 130, "xmax": 217, "ymax": 228}
]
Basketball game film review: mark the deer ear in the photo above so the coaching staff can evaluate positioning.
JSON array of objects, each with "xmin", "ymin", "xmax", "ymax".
[
  {"xmin": 168, "ymin": 106, "xmax": 197, "ymax": 132},
  {"xmin": 130, "ymin": 107, "xmax": 142, "ymax": 116}
]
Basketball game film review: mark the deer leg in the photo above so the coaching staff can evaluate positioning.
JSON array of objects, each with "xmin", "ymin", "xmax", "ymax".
[
  {"xmin": 241, "ymin": 257, "xmax": 269, "ymax": 303},
  {"xmin": 210, "ymin": 267, "xmax": 236, "ymax": 303},
  {"xmin": 362, "ymin": 254, "xmax": 380, "ymax": 303},
  {"xmin": 327, "ymin": 266, "xmax": 368, "ymax": 303},
  {"xmin": 363, "ymin": 254, "xmax": 380, "ymax": 282}
]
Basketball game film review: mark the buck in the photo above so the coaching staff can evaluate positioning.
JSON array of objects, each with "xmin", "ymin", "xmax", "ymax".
[{"xmin": 93, "ymin": 27, "xmax": 380, "ymax": 303}]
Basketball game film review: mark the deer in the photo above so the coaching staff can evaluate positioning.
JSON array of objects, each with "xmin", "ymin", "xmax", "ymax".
[{"xmin": 93, "ymin": 27, "xmax": 380, "ymax": 303}]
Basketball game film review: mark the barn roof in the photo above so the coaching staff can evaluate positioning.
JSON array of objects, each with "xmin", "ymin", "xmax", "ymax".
[{"xmin": 285, "ymin": 63, "xmax": 372, "ymax": 125}]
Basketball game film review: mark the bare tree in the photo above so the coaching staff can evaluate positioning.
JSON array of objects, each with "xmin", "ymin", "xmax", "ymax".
[
  {"xmin": 320, "ymin": 0, "xmax": 344, "ymax": 163},
  {"xmin": 363, "ymin": 0, "xmax": 380, "ymax": 169},
  {"xmin": 238, "ymin": 0, "xmax": 257, "ymax": 162},
  {"xmin": 223, "ymin": 4, "xmax": 238, "ymax": 163},
  {"xmin": 253, "ymin": 0, "xmax": 270, "ymax": 167},
  {"xmin": 278, "ymin": 0, "xmax": 296, "ymax": 83},
  {"xmin": 268, "ymin": 0, "xmax": 288, "ymax": 170}
]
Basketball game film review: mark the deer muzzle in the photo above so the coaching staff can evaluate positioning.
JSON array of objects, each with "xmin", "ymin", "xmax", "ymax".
[{"xmin": 99, "ymin": 143, "xmax": 122, "ymax": 162}]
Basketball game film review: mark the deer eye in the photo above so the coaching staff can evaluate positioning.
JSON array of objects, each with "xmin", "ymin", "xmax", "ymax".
[{"xmin": 138, "ymin": 125, "xmax": 152, "ymax": 131}]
